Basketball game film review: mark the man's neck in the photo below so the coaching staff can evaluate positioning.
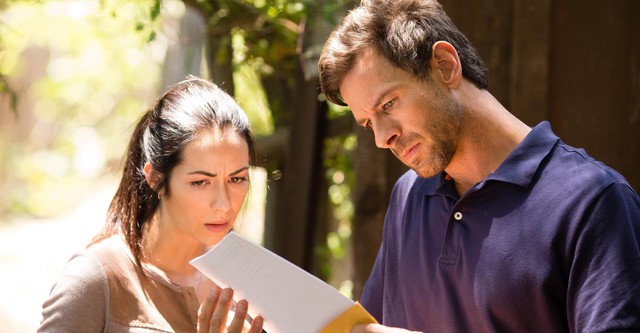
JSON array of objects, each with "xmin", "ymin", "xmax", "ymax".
[{"xmin": 445, "ymin": 88, "xmax": 531, "ymax": 196}]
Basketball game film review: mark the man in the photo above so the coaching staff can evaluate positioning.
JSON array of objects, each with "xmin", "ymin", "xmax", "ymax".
[{"xmin": 318, "ymin": 0, "xmax": 640, "ymax": 332}]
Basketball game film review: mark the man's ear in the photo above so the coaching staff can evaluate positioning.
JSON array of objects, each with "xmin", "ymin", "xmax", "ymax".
[
  {"xmin": 429, "ymin": 41, "xmax": 462, "ymax": 88},
  {"xmin": 143, "ymin": 162, "xmax": 161, "ymax": 191}
]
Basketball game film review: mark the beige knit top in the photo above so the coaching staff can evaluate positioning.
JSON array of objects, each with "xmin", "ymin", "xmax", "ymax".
[{"xmin": 38, "ymin": 236, "xmax": 201, "ymax": 333}]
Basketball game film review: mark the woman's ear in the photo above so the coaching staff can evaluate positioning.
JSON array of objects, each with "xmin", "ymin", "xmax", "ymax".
[
  {"xmin": 429, "ymin": 41, "xmax": 462, "ymax": 88},
  {"xmin": 143, "ymin": 162, "xmax": 161, "ymax": 191}
]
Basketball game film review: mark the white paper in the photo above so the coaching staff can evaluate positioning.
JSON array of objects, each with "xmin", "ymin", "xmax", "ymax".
[{"xmin": 190, "ymin": 231, "xmax": 355, "ymax": 333}]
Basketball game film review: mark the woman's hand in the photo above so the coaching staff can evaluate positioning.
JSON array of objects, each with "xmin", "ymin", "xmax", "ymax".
[
  {"xmin": 351, "ymin": 323, "xmax": 423, "ymax": 333},
  {"xmin": 197, "ymin": 287, "xmax": 264, "ymax": 333}
]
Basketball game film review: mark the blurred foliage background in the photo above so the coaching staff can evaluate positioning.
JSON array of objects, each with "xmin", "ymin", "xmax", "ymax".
[
  {"xmin": 0, "ymin": 0, "xmax": 168, "ymax": 218},
  {"xmin": 0, "ymin": 0, "xmax": 299, "ymax": 219}
]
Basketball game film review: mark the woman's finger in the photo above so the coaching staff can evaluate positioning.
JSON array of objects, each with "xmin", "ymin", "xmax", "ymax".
[
  {"xmin": 209, "ymin": 288, "xmax": 234, "ymax": 332},
  {"xmin": 248, "ymin": 316, "xmax": 264, "ymax": 333},
  {"xmin": 197, "ymin": 287, "xmax": 220, "ymax": 333},
  {"xmin": 226, "ymin": 299, "xmax": 248, "ymax": 333}
]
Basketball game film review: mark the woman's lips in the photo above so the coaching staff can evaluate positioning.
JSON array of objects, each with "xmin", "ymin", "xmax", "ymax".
[{"xmin": 204, "ymin": 222, "xmax": 229, "ymax": 233}]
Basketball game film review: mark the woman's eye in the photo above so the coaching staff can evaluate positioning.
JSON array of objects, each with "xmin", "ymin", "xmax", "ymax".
[
  {"xmin": 190, "ymin": 180, "xmax": 208, "ymax": 187},
  {"xmin": 230, "ymin": 177, "xmax": 248, "ymax": 184}
]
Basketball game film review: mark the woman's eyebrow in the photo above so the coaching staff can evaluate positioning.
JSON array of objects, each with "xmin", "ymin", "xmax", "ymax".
[
  {"xmin": 187, "ymin": 170, "xmax": 216, "ymax": 177},
  {"xmin": 229, "ymin": 166, "xmax": 250, "ymax": 176},
  {"xmin": 187, "ymin": 166, "xmax": 249, "ymax": 177}
]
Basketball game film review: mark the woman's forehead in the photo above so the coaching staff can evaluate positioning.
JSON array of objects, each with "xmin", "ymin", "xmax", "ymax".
[{"xmin": 178, "ymin": 129, "xmax": 249, "ymax": 167}]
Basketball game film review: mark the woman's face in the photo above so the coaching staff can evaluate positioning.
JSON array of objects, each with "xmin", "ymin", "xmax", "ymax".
[{"xmin": 159, "ymin": 128, "xmax": 250, "ymax": 246}]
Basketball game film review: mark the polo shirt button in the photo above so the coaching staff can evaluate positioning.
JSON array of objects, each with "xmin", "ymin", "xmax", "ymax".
[{"xmin": 454, "ymin": 212, "xmax": 463, "ymax": 220}]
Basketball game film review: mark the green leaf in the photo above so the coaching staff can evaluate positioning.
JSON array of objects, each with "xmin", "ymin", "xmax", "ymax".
[
  {"xmin": 10, "ymin": 91, "xmax": 17, "ymax": 116},
  {"xmin": 150, "ymin": 0, "xmax": 161, "ymax": 21},
  {"xmin": 0, "ymin": 77, "xmax": 18, "ymax": 116},
  {"xmin": 147, "ymin": 30, "xmax": 156, "ymax": 42}
]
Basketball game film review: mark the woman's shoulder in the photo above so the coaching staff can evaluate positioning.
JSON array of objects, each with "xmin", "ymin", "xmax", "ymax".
[
  {"xmin": 86, "ymin": 236, "xmax": 131, "ymax": 263},
  {"xmin": 40, "ymin": 236, "xmax": 128, "ymax": 315},
  {"xmin": 50, "ymin": 239, "xmax": 115, "ymax": 292},
  {"xmin": 88, "ymin": 235, "xmax": 145, "ymax": 282},
  {"xmin": 38, "ymin": 242, "xmax": 111, "ymax": 332}
]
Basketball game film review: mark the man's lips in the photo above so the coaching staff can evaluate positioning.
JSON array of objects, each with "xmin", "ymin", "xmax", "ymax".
[{"xmin": 400, "ymin": 142, "xmax": 419, "ymax": 161}]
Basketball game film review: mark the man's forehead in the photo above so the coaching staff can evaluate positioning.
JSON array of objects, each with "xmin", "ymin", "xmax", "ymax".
[{"xmin": 340, "ymin": 50, "xmax": 400, "ymax": 110}]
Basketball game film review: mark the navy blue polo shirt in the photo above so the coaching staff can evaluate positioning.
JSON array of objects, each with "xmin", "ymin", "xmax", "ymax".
[{"xmin": 361, "ymin": 122, "xmax": 640, "ymax": 332}]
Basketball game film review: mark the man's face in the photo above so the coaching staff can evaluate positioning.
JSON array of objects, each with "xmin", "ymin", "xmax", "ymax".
[{"xmin": 339, "ymin": 48, "xmax": 463, "ymax": 178}]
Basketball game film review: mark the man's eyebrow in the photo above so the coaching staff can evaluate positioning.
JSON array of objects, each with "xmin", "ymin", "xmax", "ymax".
[
  {"xmin": 371, "ymin": 90, "xmax": 388, "ymax": 111},
  {"xmin": 354, "ymin": 87, "xmax": 394, "ymax": 126},
  {"xmin": 370, "ymin": 84, "xmax": 398, "ymax": 111}
]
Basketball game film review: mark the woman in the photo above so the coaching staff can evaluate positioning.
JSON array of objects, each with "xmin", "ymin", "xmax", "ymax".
[{"xmin": 38, "ymin": 77, "xmax": 264, "ymax": 333}]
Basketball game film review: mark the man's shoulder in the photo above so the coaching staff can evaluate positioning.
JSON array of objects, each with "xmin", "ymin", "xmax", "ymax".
[{"xmin": 550, "ymin": 141, "xmax": 630, "ymax": 188}]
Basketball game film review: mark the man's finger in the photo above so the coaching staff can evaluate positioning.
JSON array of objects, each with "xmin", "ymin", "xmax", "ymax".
[{"xmin": 350, "ymin": 323, "xmax": 422, "ymax": 333}]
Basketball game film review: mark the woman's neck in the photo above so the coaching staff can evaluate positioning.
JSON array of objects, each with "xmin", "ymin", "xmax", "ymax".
[
  {"xmin": 142, "ymin": 214, "xmax": 205, "ymax": 280},
  {"xmin": 142, "ymin": 216, "xmax": 216, "ymax": 302}
]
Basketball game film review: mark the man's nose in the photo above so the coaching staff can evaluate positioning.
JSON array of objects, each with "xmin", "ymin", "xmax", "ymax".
[{"xmin": 373, "ymin": 122, "xmax": 399, "ymax": 149}]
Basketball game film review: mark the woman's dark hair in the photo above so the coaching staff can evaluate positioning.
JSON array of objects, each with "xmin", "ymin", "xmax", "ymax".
[
  {"xmin": 94, "ymin": 77, "xmax": 256, "ymax": 265},
  {"xmin": 318, "ymin": 0, "xmax": 488, "ymax": 106}
]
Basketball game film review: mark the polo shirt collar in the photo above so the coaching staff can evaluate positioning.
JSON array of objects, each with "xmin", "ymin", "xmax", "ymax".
[
  {"xmin": 488, "ymin": 121, "xmax": 558, "ymax": 187},
  {"xmin": 422, "ymin": 121, "xmax": 559, "ymax": 196}
]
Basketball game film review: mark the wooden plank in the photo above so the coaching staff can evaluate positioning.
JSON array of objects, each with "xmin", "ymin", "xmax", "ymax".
[
  {"xmin": 441, "ymin": 0, "xmax": 513, "ymax": 107},
  {"xmin": 549, "ymin": 0, "xmax": 640, "ymax": 191},
  {"xmin": 510, "ymin": 0, "xmax": 551, "ymax": 125}
]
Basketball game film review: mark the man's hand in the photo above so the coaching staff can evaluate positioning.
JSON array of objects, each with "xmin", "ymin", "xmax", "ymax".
[
  {"xmin": 197, "ymin": 287, "xmax": 263, "ymax": 333},
  {"xmin": 351, "ymin": 323, "xmax": 423, "ymax": 333}
]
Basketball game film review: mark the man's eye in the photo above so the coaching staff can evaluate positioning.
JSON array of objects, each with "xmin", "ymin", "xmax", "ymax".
[
  {"xmin": 363, "ymin": 120, "xmax": 372, "ymax": 129},
  {"xmin": 382, "ymin": 100, "xmax": 394, "ymax": 110}
]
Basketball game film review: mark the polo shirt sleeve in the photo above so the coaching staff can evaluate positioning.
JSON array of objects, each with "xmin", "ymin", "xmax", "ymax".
[
  {"xmin": 38, "ymin": 252, "xmax": 109, "ymax": 333},
  {"xmin": 361, "ymin": 237, "xmax": 386, "ymax": 322},
  {"xmin": 360, "ymin": 171, "xmax": 418, "ymax": 324},
  {"xmin": 568, "ymin": 182, "xmax": 640, "ymax": 332},
  {"xmin": 361, "ymin": 178, "xmax": 404, "ymax": 323}
]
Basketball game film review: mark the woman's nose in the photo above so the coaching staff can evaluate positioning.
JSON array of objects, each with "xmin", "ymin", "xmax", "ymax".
[{"xmin": 210, "ymin": 183, "xmax": 231, "ymax": 211}]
